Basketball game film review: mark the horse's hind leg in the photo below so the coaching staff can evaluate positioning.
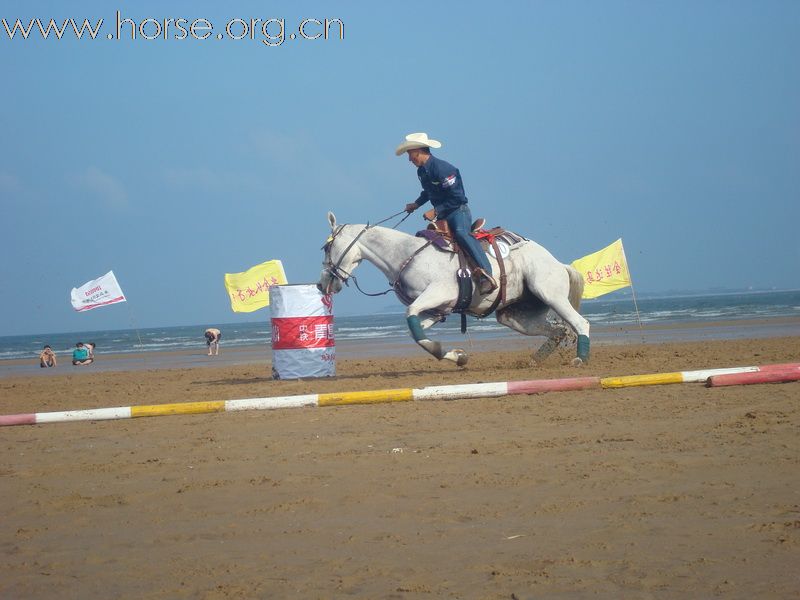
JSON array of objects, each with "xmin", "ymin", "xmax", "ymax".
[
  {"xmin": 496, "ymin": 303, "xmax": 569, "ymax": 364},
  {"xmin": 532, "ymin": 326, "xmax": 569, "ymax": 363},
  {"xmin": 539, "ymin": 296, "xmax": 590, "ymax": 365},
  {"xmin": 525, "ymin": 269, "xmax": 591, "ymax": 365}
]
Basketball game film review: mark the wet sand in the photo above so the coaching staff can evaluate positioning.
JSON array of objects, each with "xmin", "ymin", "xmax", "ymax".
[{"xmin": 1, "ymin": 334, "xmax": 798, "ymax": 598}]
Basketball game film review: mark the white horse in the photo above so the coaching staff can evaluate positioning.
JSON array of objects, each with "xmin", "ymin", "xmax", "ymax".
[{"xmin": 318, "ymin": 212, "xmax": 590, "ymax": 367}]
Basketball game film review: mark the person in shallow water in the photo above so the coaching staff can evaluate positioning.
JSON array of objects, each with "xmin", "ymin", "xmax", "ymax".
[{"xmin": 204, "ymin": 328, "xmax": 221, "ymax": 356}]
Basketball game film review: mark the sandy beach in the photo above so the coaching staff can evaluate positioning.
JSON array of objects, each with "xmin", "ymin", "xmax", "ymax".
[{"xmin": 1, "ymin": 333, "xmax": 798, "ymax": 598}]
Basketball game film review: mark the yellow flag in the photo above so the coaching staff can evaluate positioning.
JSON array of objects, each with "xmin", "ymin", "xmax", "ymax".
[
  {"xmin": 224, "ymin": 260, "xmax": 288, "ymax": 313},
  {"xmin": 571, "ymin": 239, "xmax": 631, "ymax": 299}
]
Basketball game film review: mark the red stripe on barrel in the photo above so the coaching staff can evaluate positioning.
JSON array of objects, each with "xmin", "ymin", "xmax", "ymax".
[
  {"xmin": 271, "ymin": 316, "xmax": 334, "ymax": 350},
  {"xmin": 706, "ymin": 369, "xmax": 800, "ymax": 387},
  {"xmin": 508, "ymin": 377, "xmax": 600, "ymax": 395}
]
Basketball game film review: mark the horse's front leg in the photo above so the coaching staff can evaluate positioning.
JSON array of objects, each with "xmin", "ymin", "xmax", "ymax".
[{"xmin": 406, "ymin": 288, "xmax": 468, "ymax": 366}]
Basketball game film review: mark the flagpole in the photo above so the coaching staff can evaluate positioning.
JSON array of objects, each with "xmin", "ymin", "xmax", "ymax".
[
  {"xmin": 127, "ymin": 306, "xmax": 145, "ymax": 347},
  {"xmin": 629, "ymin": 283, "xmax": 643, "ymax": 328},
  {"xmin": 619, "ymin": 241, "xmax": 644, "ymax": 331},
  {"xmin": 113, "ymin": 274, "xmax": 147, "ymax": 366},
  {"xmin": 124, "ymin": 303, "xmax": 147, "ymax": 363}
]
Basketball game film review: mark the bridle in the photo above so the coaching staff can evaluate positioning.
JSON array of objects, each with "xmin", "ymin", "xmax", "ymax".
[
  {"xmin": 321, "ymin": 210, "xmax": 413, "ymax": 297},
  {"xmin": 321, "ymin": 223, "xmax": 365, "ymax": 285}
]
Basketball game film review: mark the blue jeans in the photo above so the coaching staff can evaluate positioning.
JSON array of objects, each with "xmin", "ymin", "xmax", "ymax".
[{"xmin": 446, "ymin": 205, "xmax": 492, "ymax": 274}]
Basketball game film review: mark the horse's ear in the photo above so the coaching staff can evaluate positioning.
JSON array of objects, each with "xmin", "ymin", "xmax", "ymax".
[{"xmin": 327, "ymin": 212, "xmax": 337, "ymax": 230}]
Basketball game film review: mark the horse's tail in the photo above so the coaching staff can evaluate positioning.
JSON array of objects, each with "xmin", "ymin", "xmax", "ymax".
[{"xmin": 565, "ymin": 264, "xmax": 584, "ymax": 312}]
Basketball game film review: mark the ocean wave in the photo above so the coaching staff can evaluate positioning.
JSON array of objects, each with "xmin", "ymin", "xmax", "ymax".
[
  {"xmin": 335, "ymin": 325, "xmax": 403, "ymax": 332},
  {"xmin": 336, "ymin": 330, "xmax": 407, "ymax": 340},
  {"xmin": 2, "ymin": 290, "xmax": 799, "ymax": 361}
]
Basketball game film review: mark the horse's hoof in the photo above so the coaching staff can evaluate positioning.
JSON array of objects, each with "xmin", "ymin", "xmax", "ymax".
[
  {"xmin": 571, "ymin": 357, "xmax": 585, "ymax": 367},
  {"xmin": 444, "ymin": 348, "xmax": 468, "ymax": 367}
]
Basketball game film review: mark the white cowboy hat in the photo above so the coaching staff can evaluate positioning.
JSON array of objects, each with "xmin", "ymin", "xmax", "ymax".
[{"xmin": 394, "ymin": 132, "xmax": 442, "ymax": 156}]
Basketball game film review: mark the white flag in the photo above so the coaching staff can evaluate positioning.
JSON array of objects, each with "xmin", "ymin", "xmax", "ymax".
[{"xmin": 70, "ymin": 271, "xmax": 127, "ymax": 312}]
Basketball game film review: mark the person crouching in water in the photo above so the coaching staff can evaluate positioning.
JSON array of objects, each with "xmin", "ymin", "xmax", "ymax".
[{"xmin": 204, "ymin": 328, "xmax": 221, "ymax": 356}]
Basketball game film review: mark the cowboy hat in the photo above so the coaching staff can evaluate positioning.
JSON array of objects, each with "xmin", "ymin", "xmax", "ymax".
[{"xmin": 394, "ymin": 132, "xmax": 442, "ymax": 156}]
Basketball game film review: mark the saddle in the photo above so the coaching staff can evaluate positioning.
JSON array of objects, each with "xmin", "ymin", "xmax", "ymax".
[
  {"xmin": 416, "ymin": 210, "xmax": 520, "ymax": 321},
  {"xmin": 420, "ymin": 209, "xmax": 524, "ymax": 249},
  {"xmin": 421, "ymin": 208, "xmax": 485, "ymax": 239}
]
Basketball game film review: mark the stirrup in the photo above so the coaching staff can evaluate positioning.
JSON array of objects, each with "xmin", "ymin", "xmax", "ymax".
[
  {"xmin": 480, "ymin": 276, "xmax": 498, "ymax": 294},
  {"xmin": 475, "ymin": 269, "xmax": 498, "ymax": 294}
]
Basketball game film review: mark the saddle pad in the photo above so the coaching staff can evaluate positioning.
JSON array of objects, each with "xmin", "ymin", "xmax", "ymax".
[
  {"xmin": 478, "ymin": 230, "xmax": 528, "ymax": 256},
  {"xmin": 488, "ymin": 240, "xmax": 510, "ymax": 259},
  {"xmin": 416, "ymin": 228, "xmax": 528, "ymax": 254},
  {"xmin": 497, "ymin": 230, "xmax": 528, "ymax": 246},
  {"xmin": 416, "ymin": 229, "xmax": 452, "ymax": 251}
]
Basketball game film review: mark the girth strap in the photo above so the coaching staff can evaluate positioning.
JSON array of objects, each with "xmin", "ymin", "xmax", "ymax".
[{"xmin": 482, "ymin": 236, "xmax": 508, "ymax": 317}]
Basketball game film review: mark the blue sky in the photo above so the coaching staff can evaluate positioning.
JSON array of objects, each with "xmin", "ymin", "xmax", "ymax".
[{"xmin": 2, "ymin": 1, "xmax": 798, "ymax": 335}]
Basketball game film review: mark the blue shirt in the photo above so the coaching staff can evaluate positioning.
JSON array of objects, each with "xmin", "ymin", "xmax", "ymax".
[
  {"xmin": 412, "ymin": 154, "xmax": 468, "ymax": 219},
  {"xmin": 73, "ymin": 347, "xmax": 88, "ymax": 361}
]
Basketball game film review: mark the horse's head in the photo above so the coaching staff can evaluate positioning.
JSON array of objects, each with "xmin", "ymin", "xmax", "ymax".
[{"xmin": 318, "ymin": 212, "xmax": 363, "ymax": 295}]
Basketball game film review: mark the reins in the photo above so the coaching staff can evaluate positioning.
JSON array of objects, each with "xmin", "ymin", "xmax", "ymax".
[
  {"xmin": 373, "ymin": 209, "xmax": 412, "ymax": 229},
  {"xmin": 323, "ymin": 210, "xmax": 416, "ymax": 297}
]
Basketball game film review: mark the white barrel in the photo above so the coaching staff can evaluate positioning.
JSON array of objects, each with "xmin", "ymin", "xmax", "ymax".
[{"xmin": 270, "ymin": 284, "xmax": 335, "ymax": 379}]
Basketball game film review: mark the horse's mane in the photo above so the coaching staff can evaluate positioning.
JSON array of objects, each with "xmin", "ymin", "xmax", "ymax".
[{"xmin": 347, "ymin": 224, "xmax": 428, "ymax": 248}]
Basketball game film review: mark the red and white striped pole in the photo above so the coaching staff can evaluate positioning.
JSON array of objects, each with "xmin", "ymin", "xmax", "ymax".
[{"xmin": 0, "ymin": 362, "xmax": 796, "ymax": 428}]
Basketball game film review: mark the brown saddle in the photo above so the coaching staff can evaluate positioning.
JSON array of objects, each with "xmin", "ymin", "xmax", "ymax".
[
  {"xmin": 420, "ymin": 209, "xmax": 509, "ymax": 311},
  {"xmin": 423, "ymin": 208, "xmax": 487, "ymax": 240}
]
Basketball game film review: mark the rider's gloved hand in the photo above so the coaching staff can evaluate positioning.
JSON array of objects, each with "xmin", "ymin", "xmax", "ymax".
[{"xmin": 405, "ymin": 202, "xmax": 417, "ymax": 213}]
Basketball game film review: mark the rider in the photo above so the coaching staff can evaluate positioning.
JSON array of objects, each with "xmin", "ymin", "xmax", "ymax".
[{"xmin": 396, "ymin": 132, "xmax": 498, "ymax": 294}]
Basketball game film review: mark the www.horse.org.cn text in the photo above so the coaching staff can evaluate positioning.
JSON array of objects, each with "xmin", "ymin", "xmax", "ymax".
[{"xmin": 1, "ymin": 12, "xmax": 345, "ymax": 47}]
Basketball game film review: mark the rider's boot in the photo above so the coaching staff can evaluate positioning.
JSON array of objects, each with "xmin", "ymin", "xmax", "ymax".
[{"xmin": 474, "ymin": 268, "xmax": 498, "ymax": 294}]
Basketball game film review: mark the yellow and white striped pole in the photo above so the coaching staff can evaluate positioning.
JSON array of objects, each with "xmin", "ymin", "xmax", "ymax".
[
  {"xmin": 599, "ymin": 366, "xmax": 762, "ymax": 388},
  {"xmin": 1, "ymin": 363, "xmax": 796, "ymax": 427}
]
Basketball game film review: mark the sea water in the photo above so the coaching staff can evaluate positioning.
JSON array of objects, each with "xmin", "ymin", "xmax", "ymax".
[{"xmin": 1, "ymin": 290, "xmax": 798, "ymax": 363}]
